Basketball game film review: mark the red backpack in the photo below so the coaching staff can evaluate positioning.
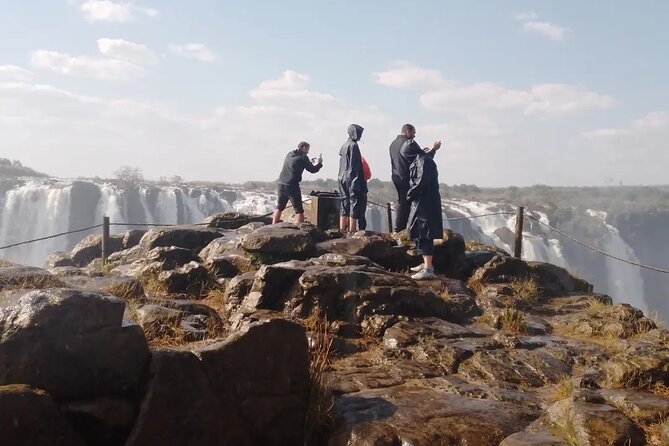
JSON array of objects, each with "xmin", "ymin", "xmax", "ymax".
[{"xmin": 361, "ymin": 156, "xmax": 372, "ymax": 181}]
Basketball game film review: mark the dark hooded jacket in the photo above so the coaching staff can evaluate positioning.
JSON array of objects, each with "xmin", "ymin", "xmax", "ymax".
[
  {"xmin": 277, "ymin": 149, "xmax": 322, "ymax": 185},
  {"xmin": 407, "ymin": 152, "xmax": 443, "ymax": 240},
  {"xmin": 389, "ymin": 135, "xmax": 435, "ymax": 187},
  {"xmin": 338, "ymin": 124, "xmax": 367, "ymax": 194}
]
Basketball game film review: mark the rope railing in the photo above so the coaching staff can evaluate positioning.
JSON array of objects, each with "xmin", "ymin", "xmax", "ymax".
[{"xmin": 0, "ymin": 200, "xmax": 667, "ymax": 275}]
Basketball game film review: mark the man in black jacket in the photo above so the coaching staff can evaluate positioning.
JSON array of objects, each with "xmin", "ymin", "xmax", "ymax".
[
  {"xmin": 389, "ymin": 124, "xmax": 441, "ymax": 232},
  {"xmin": 272, "ymin": 141, "xmax": 323, "ymax": 224}
]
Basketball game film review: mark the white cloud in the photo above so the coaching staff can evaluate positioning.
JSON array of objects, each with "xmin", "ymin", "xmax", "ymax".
[
  {"xmin": 372, "ymin": 61, "xmax": 444, "ymax": 89},
  {"xmin": 77, "ymin": 0, "xmax": 157, "ymax": 23},
  {"xmin": 515, "ymin": 12, "xmax": 568, "ymax": 41},
  {"xmin": 579, "ymin": 112, "xmax": 669, "ymax": 183},
  {"xmin": 249, "ymin": 70, "xmax": 336, "ymax": 104},
  {"xmin": 31, "ymin": 38, "xmax": 156, "ymax": 80},
  {"xmin": 0, "ymin": 70, "xmax": 388, "ymax": 183},
  {"xmin": 374, "ymin": 62, "xmax": 614, "ymax": 117},
  {"xmin": 168, "ymin": 43, "xmax": 217, "ymax": 62},
  {"xmin": 97, "ymin": 38, "xmax": 158, "ymax": 65},
  {"xmin": 256, "ymin": 70, "xmax": 310, "ymax": 91},
  {"xmin": 31, "ymin": 50, "xmax": 146, "ymax": 80},
  {"xmin": 523, "ymin": 21, "xmax": 567, "ymax": 41},
  {"xmin": 0, "ymin": 65, "xmax": 34, "ymax": 82}
]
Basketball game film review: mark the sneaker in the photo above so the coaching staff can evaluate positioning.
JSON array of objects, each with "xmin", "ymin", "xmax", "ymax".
[
  {"xmin": 410, "ymin": 264, "xmax": 424, "ymax": 273},
  {"xmin": 411, "ymin": 269, "xmax": 436, "ymax": 280}
]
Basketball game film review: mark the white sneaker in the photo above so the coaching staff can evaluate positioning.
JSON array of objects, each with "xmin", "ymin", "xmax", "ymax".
[
  {"xmin": 410, "ymin": 264, "xmax": 424, "ymax": 273},
  {"xmin": 411, "ymin": 269, "xmax": 436, "ymax": 280}
]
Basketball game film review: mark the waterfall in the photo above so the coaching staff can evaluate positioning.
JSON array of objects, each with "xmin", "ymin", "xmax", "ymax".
[
  {"xmin": 0, "ymin": 181, "xmax": 73, "ymax": 266},
  {"xmin": 586, "ymin": 210, "xmax": 647, "ymax": 312},
  {"xmin": 0, "ymin": 181, "xmax": 658, "ymax": 319}
]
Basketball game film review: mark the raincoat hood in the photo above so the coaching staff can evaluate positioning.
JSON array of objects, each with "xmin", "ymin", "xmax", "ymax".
[{"xmin": 347, "ymin": 124, "xmax": 364, "ymax": 142}]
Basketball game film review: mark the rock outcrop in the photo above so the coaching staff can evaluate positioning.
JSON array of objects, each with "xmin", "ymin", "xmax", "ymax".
[{"xmin": 1, "ymin": 222, "xmax": 667, "ymax": 446}]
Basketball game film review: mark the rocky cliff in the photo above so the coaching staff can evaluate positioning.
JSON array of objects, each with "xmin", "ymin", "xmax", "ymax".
[{"xmin": 1, "ymin": 216, "xmax": 668, "ymax": 445}]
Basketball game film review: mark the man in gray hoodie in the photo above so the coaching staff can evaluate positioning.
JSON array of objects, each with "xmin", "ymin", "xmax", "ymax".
[{"xmin": 338, "ymin": 124, "xmax": 367, "ymax": 232}]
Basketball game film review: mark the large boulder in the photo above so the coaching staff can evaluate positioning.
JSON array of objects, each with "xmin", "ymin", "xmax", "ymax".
[
  {"xmin": 471, "ymin": 256, "xmax": 591, "ymax": 296},
  {"xmin": 317, "ymin": 234, "xmax": 410, "ymax": 270},
  {"xmin": 139, "ymin": 225, "xmax": 223, "ymax": 253},
  {"xmin": 329, "ymin": 381, "xmax": 538, "ymax": 446},
  {"xmin": 241, "ymin": 223, "xmax": 315, "ymax": 261},
  {"xmin": 0, "ymin": 288, "xmax": 150, "ymax": 401},
  {"xmin": 71, "ymin": 234, "xmax": 124, "ymax": 267},
  {"xmin": 122, "ymin": 229, "xmax": 146, "ymax": 249},
  {"xmin": 60, "ymin": 275, "xmax": 145, "ymax": 301},
  {"xmin": 203, "ymin": 249, "xmax": 256, "ymax": 278},
  {"xmin": 546, "ymin": 395, "xmax": 644, "ymax": 446},
  {"xmin": 193, "ymin": 318, "xmax": 310, "ymax": 446},
  {"xmin": 146, "ymin": 246, "xmax": 200, "ymax": 269},
  {"xmin": 125, "ymin": 350, "xmax": 250, "ymax": 446},
  {"xmin": 204, "ymin": 212, "xmax": 271, "ymax": 229},
  {"xmin": 0, "ymin": 384, "xmax": 85, "ymax": 446},
  {"xmin": 60, "ymin": 397, "xmax": 136, "ymax": 446},
  {"xmin": 156, "ymin": 261, "xmax": 210, "ymax": 295},
  {"xmin": 230, "ymin": 259, "xmax": 480, "ymax": 331},
  {"xmin": 44, "ymin": 251, "xmax": 75, "ymax": 269},
  {"xmin": 0, "ymin": 266, "xmax": 65, "ymax": 290}
]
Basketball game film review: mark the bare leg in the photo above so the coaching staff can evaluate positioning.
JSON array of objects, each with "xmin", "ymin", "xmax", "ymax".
[
  {"xmin": 272, "ymin": 210, "xmax": 282, "ymax": 225},
  {"xmin": 349, "ymin": 217, "xmax": 357, "ymax": 232},
  {"xmin": 423, "ymin": 255, "xmax": 433, "ymax": 271},
  {"xmin": 340, "ymin": 216, "xmax": 349, "ymax": 232},
  {"xmin": 296, "ymin": 213, "xmax": 305, "ymax": 224}
]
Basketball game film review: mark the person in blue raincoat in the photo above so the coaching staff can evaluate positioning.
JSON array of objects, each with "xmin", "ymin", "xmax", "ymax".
[
  {"xmin": 338, "ymin": 124, "xmax": 367, "ymax": 232},
  {"xmin": 407, "ymin": 148, "xmax": 443, "ymax": 279}
]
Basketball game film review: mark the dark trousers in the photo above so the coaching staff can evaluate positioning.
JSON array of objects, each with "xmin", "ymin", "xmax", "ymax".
[{"xmin": 393, "ymin": 181, "xmax": 410, "ymax": 232}]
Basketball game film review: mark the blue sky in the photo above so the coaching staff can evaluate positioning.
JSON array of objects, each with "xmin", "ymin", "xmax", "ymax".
[{"xmin": 1, "ymin": 1, "xmax": 668, "ymax": 186}]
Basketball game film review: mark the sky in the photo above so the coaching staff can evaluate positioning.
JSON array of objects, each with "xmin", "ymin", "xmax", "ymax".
[{"xmin": 0, "ymin": 0, "xmax": 668, "ymax": 187}]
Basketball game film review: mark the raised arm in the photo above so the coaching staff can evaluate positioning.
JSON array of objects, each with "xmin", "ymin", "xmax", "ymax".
[{"xmin": 303, "ymin": 154, "xmax": 322, "ymax": 173}]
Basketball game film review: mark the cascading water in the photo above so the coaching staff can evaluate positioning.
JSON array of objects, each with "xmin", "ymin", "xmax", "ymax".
[
  {"xmin": 586, "ymin": 210, "xmax": 647, "ymax": 313},
  {"xmin": 0, "ymin": 181, "xmax": 73, "ymax": 266}
]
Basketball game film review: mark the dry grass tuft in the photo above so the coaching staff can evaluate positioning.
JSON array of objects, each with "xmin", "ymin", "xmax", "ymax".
[
  {"xmin": 466, "ymin": 276, "xmax": 486, "ymax": 295},
  {"xmin": 0, "ymin": 259, "xmax": 15, "ymax": 268},
  {"xmin": 303, "ymin": 308, "xmax": 334, "ymax": 446},
  {"xmin": 551, "ymin": 375, "xmax": 575, "ymax": 402},
  {"xmin": 203, "ymin": 287, "xmax": 227, "ymax": 314},
  {"xmin": 585, "ymin": 298, "xmax": 609, "ymax": 317},
  {"xmin": 642, "ymin": 416, "xmax": 667, "ymax": 446},
  {"xmin": 650, "ymin": 382, "xmax": 669, "ymax": 399},
  {"xmin": 509, "ymin": 277, "xmax": 540, "ymax": 301},
  {"xmin": 0, "ymin": 274, "xmax": 66, "ymax": 291},
  {"xmin": 104, "ymin": 280, "xmax": 145, "ymax": 301},
  {"xmin": 499, "ymin": 308, "xmax": 528, "ymax": 335}
]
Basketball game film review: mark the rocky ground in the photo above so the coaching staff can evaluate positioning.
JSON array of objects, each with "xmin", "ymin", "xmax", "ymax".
[{"xmin": 1, "ymin": 213, "xmax": 668, "ymax": 446}]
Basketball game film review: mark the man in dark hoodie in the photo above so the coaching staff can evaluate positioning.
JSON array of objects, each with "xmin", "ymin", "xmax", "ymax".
[
  {"xmin": 389, "ymin": 124, "xmax": 441, "ymax": 232},
  {"xmin": 272, "ymin": 141, "xmax": 323, "ymax": 224},
  {"xmin": 407, "ymin": 148, "xmax": 443, "ymax": 280},
  {"xmin": 338, "ymin": 124, "xmax": 367, "ymax": 232}
]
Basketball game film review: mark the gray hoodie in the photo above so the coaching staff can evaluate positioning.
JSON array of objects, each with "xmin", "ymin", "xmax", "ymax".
[{"xmin": 338, "ymin": 124, "xmax": 367, "ymax": 194}]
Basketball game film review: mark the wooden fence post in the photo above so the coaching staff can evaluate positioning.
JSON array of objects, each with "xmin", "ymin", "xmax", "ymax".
[
  {"xmin": 386, "ymin": 203, "xmax": 393, "ymax": 233},
  {"xmin": 514, "ymin": 206, "xmax": 524, "ymax": 259},
  {"xmin": 101, "ymin": 216, "xmax": 110, "ymax": 266}
]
